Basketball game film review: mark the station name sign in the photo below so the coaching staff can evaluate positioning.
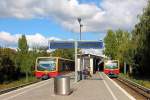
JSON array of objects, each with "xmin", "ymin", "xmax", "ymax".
[
  {"xmin": 78, "ymin": 41, "xmax": 103, "ymax": 49},
  {"xmin": 49, "ymin": 40, "xmax": 103, "ymax": 49},
  {"xmin": 49, "ymin": 41, "xmax": 74, "ymax": 49}
]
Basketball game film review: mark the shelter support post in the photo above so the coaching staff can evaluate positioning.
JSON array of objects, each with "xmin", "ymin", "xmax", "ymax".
[{"xmin": 75, "ymin": 41, "xmax": 78, "ymax": 82}]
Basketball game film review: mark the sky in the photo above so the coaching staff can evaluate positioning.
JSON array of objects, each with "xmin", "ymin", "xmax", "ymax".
[{"xmin": 0, "ymin": 0, "xmax": 147, "ymax": 51}]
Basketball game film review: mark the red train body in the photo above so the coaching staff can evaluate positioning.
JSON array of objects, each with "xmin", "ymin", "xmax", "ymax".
[
  {"xmin": 35, "ymin": 57, "xmax": 74, "ymax": 79},
  {"xmin": 104, "ymin": 60, "xmax": 119, "ymax": 78}
]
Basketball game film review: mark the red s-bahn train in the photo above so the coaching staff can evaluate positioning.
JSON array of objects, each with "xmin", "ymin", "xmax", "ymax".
[
  {"xmin": 35, "ymin": 57, "xmax": 74, "ymax": 79},
  {"xmin": 104, "ymin": 60, "xmax": 119, "ymax": 78}
]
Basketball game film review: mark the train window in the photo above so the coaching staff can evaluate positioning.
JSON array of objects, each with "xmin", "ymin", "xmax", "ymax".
[
  {"xmin": 105, "ymin": 61, "xmax": 118, "ymax": 69},
  {"xmin": 37, "ymin": 58, "xmax": 56, "ymax": 71}
]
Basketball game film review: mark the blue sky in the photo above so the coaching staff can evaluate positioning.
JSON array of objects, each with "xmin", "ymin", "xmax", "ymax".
[
  {"xmin": 0, "ymin": 0, "xmax": 147, "ymax": 48},
  {"xmin": 0, "ymin": 18, "xmax": 104, "ymax": 40}
]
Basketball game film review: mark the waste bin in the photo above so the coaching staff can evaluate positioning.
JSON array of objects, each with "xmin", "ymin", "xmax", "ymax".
[{"xmin": 54, "ymin": 76, "xmax": 71, "ymax": 95}]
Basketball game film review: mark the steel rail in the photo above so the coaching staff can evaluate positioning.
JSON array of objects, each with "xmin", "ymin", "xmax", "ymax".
[{"xmin": 116, "ymin": 77, "xmax": 150, "ymax": 99}]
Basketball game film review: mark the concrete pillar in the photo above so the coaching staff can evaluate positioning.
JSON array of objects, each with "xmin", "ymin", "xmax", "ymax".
[
  {"xmin": 83, "ymin": 58, "xmax": 85, "ymax": 70},
  {"xmin": 90, "ymin": 58, "xmax": 93, "ymax": 74},
  {"xmin": 75, "ymin": 41, "xmax": 78, "ymax": 82},
  {"xmin": 77, "ymin": 58, "xmax": 80, "ymax": 71},
  {"xmin": 82, "ymin": 58, "xmax": 85, "ymax": 79}
]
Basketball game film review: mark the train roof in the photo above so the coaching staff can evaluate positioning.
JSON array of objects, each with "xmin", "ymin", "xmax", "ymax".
[{"xmin": 36, "ymin": 57, "xmax": 74, "ymax": 62}]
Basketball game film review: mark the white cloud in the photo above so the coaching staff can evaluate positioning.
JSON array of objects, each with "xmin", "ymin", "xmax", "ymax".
[
  {"xmin": 48, "ymin": 37, "xmax": 61, "ymax": 41},
  {"xmin": 0, "ymin": 31, "xmax": 18, "ymax": 43},
  {"xmin": 26, "ymin": 33, "xmax": 48, "ymax": 46},
  {"xmin": 0, "ymin": 31, "xmax": 61, "ymax": 48},
  {"xmin": 0, "ymin": 0, "xmax": 147, "ymax": 33},
  {"xmin": 0, "ymin": 31, "xmax": 20, "ymax": 47},
  {"xmin": 0, "ymin": 31, "xmax": 104, "ymax": 55},
  {"xmin": 82, "ymin": 49, "xmax": 104, "ymax": 56}
]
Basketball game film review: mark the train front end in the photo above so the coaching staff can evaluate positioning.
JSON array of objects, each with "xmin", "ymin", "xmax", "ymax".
[
  {"xmin": 104, "ymin": 60, "xmax": 119, "ymax": 78},
  {"xmin": 35, "ymin": 57, "xmax": 58, "ymax": 79}
]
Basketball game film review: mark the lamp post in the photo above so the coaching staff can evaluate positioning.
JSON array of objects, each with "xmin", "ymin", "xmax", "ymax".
[
  {"xmin": 77, "ymin": 18, "xmax": 83, "ymax": 81},
  {"xmin": 77, "ymin": 18, "xmax": 83, "ymax": 40}
]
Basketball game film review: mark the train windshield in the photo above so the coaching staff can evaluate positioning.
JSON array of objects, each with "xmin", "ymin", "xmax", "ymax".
[
  {"xmin": 37, "ymin": 58, "xmax": 56, "ymax": 71},
  {"xmin": 105, "ymin": 61, "xmax": 118, "ymax": 69}
]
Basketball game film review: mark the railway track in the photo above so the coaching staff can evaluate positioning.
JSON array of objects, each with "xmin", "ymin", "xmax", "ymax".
[
  {"xmin": 0, "ymin": 80, "xmax": 41, "ymax": 95},
  {"xmin": 0, "ymin": 72, "xmax": 74, "ymax": 95},
  {"xmin": 116, "ymin": 77, "xmax": 150, "ymax": 99}
]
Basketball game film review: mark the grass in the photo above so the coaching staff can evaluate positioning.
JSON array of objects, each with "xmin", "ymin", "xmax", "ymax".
[
  {"xmin": 0, "ymin": 76, "xmax": 40, "ymax": 90},
  {"xmin": 119, "ymin": 73, "xmax": 150, "ymax": 88}
]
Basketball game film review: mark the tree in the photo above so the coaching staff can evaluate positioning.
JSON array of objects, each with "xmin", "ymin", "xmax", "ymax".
[
  {"xmin": 131, "ymin": 0, "xmax": 150, "ymax": 76},
  {"xmin": 104, "ymin": 29, "xmax": 117, "ymax": 59},
  {"xmin": 104, "ymin": 1, "xmax": 150, "ymax": 76},
  {"xmin": 17, "ymin": 35, "xmax": 30, "ymax": 81},
  {"xmin": 52, "ymin": 49, "xmax": 75, "ymax": 60},
  {"xmin": 0, "ymin": 48, "xmax": 20, "ymax": 83},
  {"xmin": 116, "ymin": 30, "xmax": 131, "ymax": 62},
  {"xmin": 18, "ymin": 35, "xmax": 28, "ymax": 54},
  {"xmin": 104, "ymin": 29, "xmax": 132, "ymax": 73}
]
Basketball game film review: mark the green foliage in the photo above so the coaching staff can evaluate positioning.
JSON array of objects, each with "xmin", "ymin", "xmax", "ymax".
[
  {"xmin": 0, "ymin": 35, "xmax": 50, "ymax": 83},
  {"xmin": 104, "ymin": 29, "xmax": 131, "ymax": 63},
  {"xmin": 17, "ymin": 35, "xmax": 30, "ymax": 81},
  {"xmin": 104, "ymin": 29, "xmax": 134, "ymax": 74},
  {"xmin": 0, "ymin": 48, "xmax": 20, "ymax": 83},
  {"xmin": 17, "ymin": 35, "xmax": 50, "ymax": 81},
  {"xmin": 131, "ymin": 0, "xmax": 150, "ymax": 75},
  {"xmin": 104, "ymin": 1, "xmax": 150, "ymax": 76},
  {"xmin": 18, "ymin": 35, "xmax": 30, "ymax": 72},
  {"xmin": 116, "ymin": 30, "xmax": 132, "ymax": 63},
  {"xmin": 52, "ymin": 49, "xmax": 74, "ymax": 60},
  {"xmin": 18, "ymin": 35, "xmax": 29, "ymax": 54},
  {"xmin": 104, "ymin": 29, "xmax": 117, "ymax": 59}
]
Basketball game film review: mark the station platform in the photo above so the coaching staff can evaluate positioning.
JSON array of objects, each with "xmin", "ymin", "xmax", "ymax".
[{"xmin": 0, "ymin": 72, "xmax": 135, "ymax": 100}]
